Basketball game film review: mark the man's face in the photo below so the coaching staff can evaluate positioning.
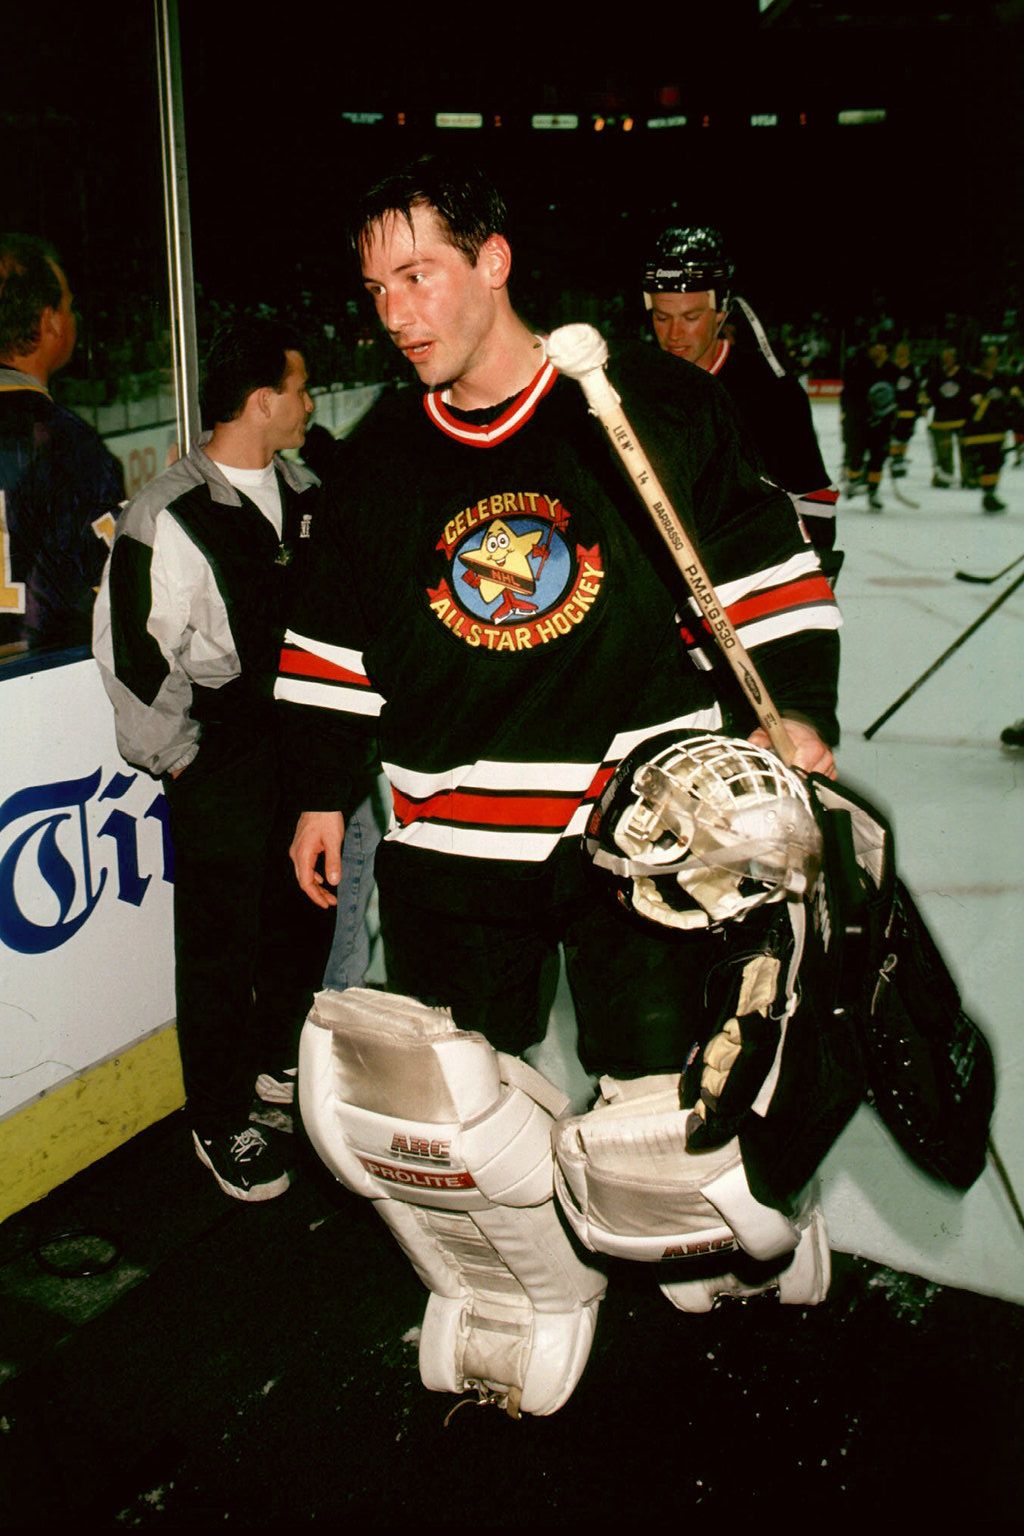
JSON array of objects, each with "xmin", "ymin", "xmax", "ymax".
[
  {"xmin": 361, "ymin": 204, "xmax": 501, "ymax": 389},
  {"xmin": 649, "ymin": 290, "xmax": 724, "ymax": 370},
  {"xmin": 47, "ymin": 262, "xmax": 77, "ymax": 373},
  {"xmin": 266, "ymin": 350, "xmax": 313, "ymax": 450}
]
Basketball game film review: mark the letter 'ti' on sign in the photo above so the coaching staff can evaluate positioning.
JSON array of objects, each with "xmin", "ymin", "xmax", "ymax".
[{"xmin": 97, "ymin": 808, "xmax": 151, "ymax": 908}]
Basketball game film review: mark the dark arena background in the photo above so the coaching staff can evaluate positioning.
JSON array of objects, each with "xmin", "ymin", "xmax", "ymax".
[
  {"xmin": 1, "ymin": 3, "xmax": 1023, "ymax": 1527},
  {"xmin": 5, "ymin": 1, "xmax": 1024, "ymax": 387}
]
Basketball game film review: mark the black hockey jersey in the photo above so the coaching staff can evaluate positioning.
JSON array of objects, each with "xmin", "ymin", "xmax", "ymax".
[
  {"xmin": 965, "ymin": 367, "xmax": 1020, "ymax": 438},
  {"xmin": 892, "ymin": 359, "xmax": 924, "ymax": 424},
  {"xmin": 922, "ymin": 362, "xmax": 972, "ymax": 429},
  {"xmin": 708, "ymin": 339, "xmax": 838, "ymax": 558},
  {"xmin": 276, "ymin": 346, "xmax": 840, "ymax": 896}
]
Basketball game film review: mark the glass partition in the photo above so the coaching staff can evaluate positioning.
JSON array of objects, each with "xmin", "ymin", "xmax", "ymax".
[{"xmin": 0, "ymin": 4, "xmax": 174, "ymax": 668}]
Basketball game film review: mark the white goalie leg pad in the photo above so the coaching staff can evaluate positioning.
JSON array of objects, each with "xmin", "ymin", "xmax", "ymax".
[
  {"xmin": 659, "ymin": 1195, "xmax": 831, "ymax": 1312},
  {"xmin": 553, "ymin": 1074, "xmax": 799, "ymax": 1262},
  {"xmin": 553, "ymin": 1074, "xmax": 831, "ymax": 1309},
  {"xmin": 299, "ymin": 988, "xmax": 606, "ymax": 1416}
]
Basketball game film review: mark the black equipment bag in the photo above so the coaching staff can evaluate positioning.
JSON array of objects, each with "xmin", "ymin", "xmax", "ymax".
[{"xmin": 806, "ymin": 777, "xmax": 995, "ymax": 1191}]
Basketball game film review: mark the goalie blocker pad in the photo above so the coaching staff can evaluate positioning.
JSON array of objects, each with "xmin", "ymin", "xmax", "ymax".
[
  {"xmin": 552, "ymin": 1075, "xmax": 831, "ymax": 1312},
  {"xmin": 298, "ymin": 988, "xmax": 606, "ymax": 1417},
  {"xmin": 804, "ymin": 775, "xmax": 995, "ymax": 1191}
]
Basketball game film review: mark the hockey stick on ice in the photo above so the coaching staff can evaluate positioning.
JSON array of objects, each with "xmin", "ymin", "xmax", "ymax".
[
  {"xmin": 955, "ymin": 552, "xmax": 1024, "ymax": 585},
  {"xmin": 545, "ymin": 324, "xmax": 797, "ymax": 766},
  {"xmin": 987, "ymin": 1137, "xmax": 1024, "ymax": 1237},
  {"xmin": 887, "ymin": 458, "xmax": 920, "ymax": 510},
  {"xmin": 864, "ymin": 568, "xmax": 1024, "ymax": 738}
]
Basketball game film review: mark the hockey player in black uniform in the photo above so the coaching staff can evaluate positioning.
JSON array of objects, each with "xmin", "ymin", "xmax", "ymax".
[
  {"xmin": 276, "ymin": 157, "xmax": 842, "ymax": 1411},
  {"xmin": 840, "ymin": 335, "xmax": 897, "ymax": 512},
  {"xmin": 641, "ymin": 226, "xmax": 842, "ymax": 585},
  {"xmin": 962, "ymin": 343, "xmax": 1019, "ymax": 513},
  {"xmin": 888, "ymin": 339, "xmax": 924, "ymax": 480},
  {"xmin": 922, "ymin": 343, "xmax": 971, "ymax": 489},
  {"xmin": 280, "ymin": 160, "xmax": 839, "ymax": 1050}
]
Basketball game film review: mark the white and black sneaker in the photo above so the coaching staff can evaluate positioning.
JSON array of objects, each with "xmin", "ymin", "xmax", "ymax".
[
  {"xmin": 254, "ymin": 1068, "xmax": 297, "ymax": 1105},
  {"xmin": 192, "ymin": 1125, "xmax": 291, "ymax": 1202}
]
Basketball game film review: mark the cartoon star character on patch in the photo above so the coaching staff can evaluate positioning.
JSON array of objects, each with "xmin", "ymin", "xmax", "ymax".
[
  {"xmin": 459, "ymin": 517, "xmax": 552, "ymax": 621},
  {"xmin": 429, "ymin": 494, "xmax": 604, "ymax": 651}
]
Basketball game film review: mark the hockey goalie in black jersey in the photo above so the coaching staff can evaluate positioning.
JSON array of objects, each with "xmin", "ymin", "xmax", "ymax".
[{"xmin": 280, "ymin": 157, "xmax": 989, "ymax": 1419}]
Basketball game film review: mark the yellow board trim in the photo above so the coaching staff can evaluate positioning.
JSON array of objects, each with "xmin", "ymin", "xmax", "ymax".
[{"xmin": 0, "ymin": 1024, "xmax": 184, "ymax": 1223}]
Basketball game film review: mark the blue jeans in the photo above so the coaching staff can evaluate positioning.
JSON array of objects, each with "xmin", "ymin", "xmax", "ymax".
[{"xmin": 322, "ymin": 783, "xmax": 387, "ymax": 990}]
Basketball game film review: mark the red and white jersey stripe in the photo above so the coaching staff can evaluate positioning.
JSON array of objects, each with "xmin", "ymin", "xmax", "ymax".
[
  {"xmin": 708, "ymin": 550, "xmax": 839, "ymax": 650},
  {"xmin": 381, "ymin": 707, "xmax": 721, "ymax": 862},
  {"xmin": 275, "ymin": 631, "xmax": 385, "ymax": 717},
  {"xmin": 708, "ymin": 339, "xmax": 731, "ymax": 376},
  {"xmin": 789, "ymin": 485, "xmax": 839, "ymax": 523}
]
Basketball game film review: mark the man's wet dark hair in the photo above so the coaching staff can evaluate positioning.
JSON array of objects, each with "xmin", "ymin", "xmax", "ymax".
[
  {"xmin": 351, "ymin": 155, "xmax": 508, "ymax": 267},
  {"xmin": 0, "ymin": 234, "xmax": 63, "ymax": 361},
  {"xmin": 200, "ymin": 315, "xmax": 305, "ymax": 428}
]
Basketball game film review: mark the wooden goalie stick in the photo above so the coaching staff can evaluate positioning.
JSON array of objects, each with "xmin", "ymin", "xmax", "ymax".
[{"xmin": 545, "ymin": 324, "xmax": 797, "ymax": 767}]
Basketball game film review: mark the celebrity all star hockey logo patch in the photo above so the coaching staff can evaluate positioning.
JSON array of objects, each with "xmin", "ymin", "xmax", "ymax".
[{"xmin": 428, "ymin": 490, "xmax": 604, "ymax": 650}]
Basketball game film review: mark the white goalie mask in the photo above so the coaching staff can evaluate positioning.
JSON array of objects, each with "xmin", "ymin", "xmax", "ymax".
[{"xmin": 584, "ymin": 731, "xmax": 822, "ymax": 929}]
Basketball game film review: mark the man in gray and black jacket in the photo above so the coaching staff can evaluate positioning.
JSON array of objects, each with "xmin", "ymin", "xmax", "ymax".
[{"xmin": 93, "ymin": 317, "xmax": 336, "ymax": 1201}]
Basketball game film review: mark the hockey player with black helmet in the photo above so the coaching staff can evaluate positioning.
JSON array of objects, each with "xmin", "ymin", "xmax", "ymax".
[{"xmin": 642, "ymin": 225, "xmax": 842, "ymax": 584}]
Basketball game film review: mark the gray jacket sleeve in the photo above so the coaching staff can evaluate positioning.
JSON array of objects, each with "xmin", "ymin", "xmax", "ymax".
[{"xmin": 92, "ymin": 461, "xmax": 237, "ymax": 778}]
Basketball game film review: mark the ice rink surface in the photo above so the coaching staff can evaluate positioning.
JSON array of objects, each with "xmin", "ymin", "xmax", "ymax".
[
  {"xmin": 811, "ymin": 403, "xmax": 1023, "ymax": 1303},
  {"xmin": 534, "ymin": 400, "xmax": 1024, "ymax": 1304}
]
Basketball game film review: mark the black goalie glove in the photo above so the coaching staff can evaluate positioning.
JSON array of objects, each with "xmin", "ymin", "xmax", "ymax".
[
  {"xmin": 679, "ymin": 815, "xmax": 872, "ymax": 1207},
  {"xmin": 682, "ymin": 925, "xmax": 789, "ymax": 1152}
]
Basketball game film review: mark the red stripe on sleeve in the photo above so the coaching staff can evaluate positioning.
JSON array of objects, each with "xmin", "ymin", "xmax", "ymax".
[
  {"xmin": 726, "ymin": 575, "xmax": 835, "ymax": 627},
  {"xmin": 278, "ymin": 645, "xmax": 370, "ymax": 688},
  {"xmin": 799, "ymin": 487, "xmax": 840, "ymax": 505}
]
